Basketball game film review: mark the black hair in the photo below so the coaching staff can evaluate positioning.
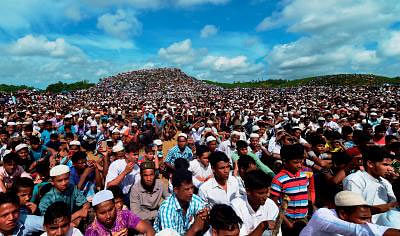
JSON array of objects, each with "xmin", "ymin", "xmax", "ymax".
[
  {"xmin": 374, "ymin": 125, "xmax": 386, "ymax": 133},
  {"xmin": 244, "ymin": 170, "xmax": 272, "ymax": 190},
  {"xmin": 125, "ymin": 143, "xmax": 139, "ymax": 153},
  {"xmin": 362, "ymin": 145, "xmax": 393, "ymax": 166},
  {"xmin": 392, "ymin": 178, "xmax": 400, "ymax": 200},
  {"xmin": 50, "ymin": 133, "xmax": 59, "ymax": 140},
  {"xmin": 12, "ymin": 177, "xmax": 34, "ymax": 193},
  {"xmin": 331, "ymin": 152, "xmax": 352, "ymax": 166},
  {"xmin": 209, "ymin": 151, "xmax": 229, "ymax": 168},
  {"xmin": 174, "ymin": 158, "xmax": 189, "ymax": 170},
  {"xmin": 196, "ymin": 145, "xmax": 210, "ymax": 158},
  {"xmin": 0, "ymin": 192, "xmax": 19, "ymax": 207},
  {"xmin": 30, "ymin": 136, "xmax": 41, "ymax": 145},
  {"xmin": 385, "ymin": 135, "xmax": 398, "ymax": 145},
  {"xmin": 108, "ymin": 185, "xmax": 124, "ymax": 200},
  {"xmin": 3, "ymin": 153, "xmax": 17, "ymax": 164},
  {"xmin": 210, "ymin": 204, "xmax": 242, "ymax": 231},
  {"xmin": 237, "ymin": 155, "xmax": 256, "ymax": 171},
  {"xmin": 24, "ymin": 124, "xmax": 33, "ymax": 132},
  {"xmin": 144, "ymin": 144, "xmax": 154, "ymax": 153},
  {"xmin": 145, "ymin": 117, "xmax": 152, "ymax": 122},
  {"xmin": 43, "ymin": 202, "xmax": 71, "ymax": 225},
  {"xmin": 65, "ymin": 133, "xmax": 74, "ymax": 140},
  {"xmin": 236, "ymin": 140, "xmax": 248, "ymax": 151},
  {"xmin": 172, "ymin": 169, "xmax": 193, "ymax": 188},
  {"xmin": 309, "ymin": 135, "xmax": 326, "ymax": 146},
  {"xmin": 280, "ymin": 143, "xmax": 305, "ymax": 161},
  {"xmin": 71, "ymin": 151, "xmax": 87, "ymax": 164}
]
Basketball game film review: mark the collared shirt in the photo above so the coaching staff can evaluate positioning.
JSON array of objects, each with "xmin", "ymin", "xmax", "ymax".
[
  {"xmin": 85, "ymin": 210, "xmax": 141, "ymax": 236},
  {"xmin": 198, "ymin": 175, "xmax": 240, "ymax": 206},
  {"xmin": 299, "ymin": 208, "xmax": 389, "ymax": 236},
  {"xmin": 153, "ymin": 193, "xmax": 205, "ymax": 235},
  {"xmin": 105, "ymin": 159, "xmax": 140, "ymax": 194},
  {"xmin": 343, "ymin": 170, "xmax": 396, "ymax": 222},
  {"xmin": 39, "ymin": 184, "xmax": 87, "ymax": 215},
  {"xmin": 0, "ymin": 214, "xmax": 45, "ymax": 236},
  {"xmin": 231, "ymin": 196, "xmax": 280, "ymax": 236},
  {"xmin": 376, "ymin": 208, "xmax": 400, "ymax": 229},
  {"xmin": 270, "ymin": 169, "xmax": 309, "ymax": 219},
  {"xmin": 188, "ymin": 159, "xmax": 213, "ymax": 188},
  {"xmin": 129, "ymin": 179, "xmax": 170, "ymax": 221},
  {"xmin": 165, "ymin": 145, "xmax": 193, "ymax": 165},
  {"xmin": 218, "ymin": 140, "xmax": 236, "ymax": 162}
]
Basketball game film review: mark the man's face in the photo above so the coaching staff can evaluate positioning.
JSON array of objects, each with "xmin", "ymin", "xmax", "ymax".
[
  {"xmin": 146, "ymin": 120, "xmax": 152, "ymax": 127},
  {"xmin": 4, "ymin": 161, "xmax": 16, "ymax": 175},
  {"xmin": 247, "ymin": 187, "xmax": 269, "ymax": 207},
  {"xmin": 73, "ymin": 158, "xmax": 87, "ymax": 171},
  {"xmin": 69, "ymin": 145, "xmax": 79, "ymax": 152},
  {"xmin": 141, "ymin": 169, "xmax": 156, "ymax": 188},
  {"xmin": 212, "ymin": 226, "xmax": 240, "ymax": 236},
  {"xmin": 368, "ymin": 158, "xmax": 394, "ymax": 177},
  {"xmin": 199, "ymin": 152, "xmax": 210, "ymax": 167},
  {"xmin": 208, "ymin": 141, "xmax": 217, "ymax": 152},
  {"xmin": 17, "ymin": 148, "xmax": 29, "ymax": 160},
  {"xmin": 230, "ymin": 135, "xmax": 239, "ymax": 144},
  {"xmin": 95, "ymin": 200, "xmax": 117, "ymax": 228},
  {"xmin": 213, "ymin": 161, "xmax": 230, "ymax": 181},
  {"xmin": 44, "ymin": 217, "xmax": 70, "ymax": 236},
  {"xmin": 52, "ymin": 173, "xmax": 70, "ymax": 192},
  {"xmin": 238, "ymin": 147, "xmax": 248, "ymax": 156},
  {"xmin": 177, "ymin": 137, "xmax": 187, "ymax": 149},
  {"xmin": 114, "ymin": 198, "xmax": 124, "ymax": 211},
  {"xmin": 174, "ymin": 181, "xmax": 194, "ymax": 203},
  {"xmin": 285, "ymin": 158, "xmax": 304, "ymax": 174},
  {"xmin": 313, "ymin": 144, "xmax": 325, "ymax": 154},
  {"xmin": 341, "ymin": 206, "xmax": 372, "ymax": 224},
  {"xmin": 250, "ymin": 138, "xmax": 259, "ymax": 147},
  {"xmin": 0, "ymin": 203, "xmax": 19, "ymax": 234},
  {"xmin": 16, "ymin": 187, "xmax": 33, "ymax": 206}
]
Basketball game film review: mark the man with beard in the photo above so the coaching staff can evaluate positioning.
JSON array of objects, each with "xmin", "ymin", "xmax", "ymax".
[
  {"xmin": 85, "ymin": 190, "xmax": 155, "ymax": 236},
  {"xmin": 129, "ymin": 161, "xmax": 169, "ymax": 223}
]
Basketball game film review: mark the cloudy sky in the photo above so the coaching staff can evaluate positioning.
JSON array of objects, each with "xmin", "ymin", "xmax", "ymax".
[{"xmin": 0, "ymin": 0, "xmax": 399, "ymax": 88}]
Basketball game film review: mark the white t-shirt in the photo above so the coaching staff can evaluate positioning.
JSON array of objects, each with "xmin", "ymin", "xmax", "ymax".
[
  {"xmin": 105, "ymin": 159, "xmax": 140, "ymax": 194},
  {"xmin": 188, "ymin": 159, "xmax": 213, "ymax": 188}
]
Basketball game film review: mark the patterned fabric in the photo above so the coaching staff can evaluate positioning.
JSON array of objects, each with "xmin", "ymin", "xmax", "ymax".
[
  {"xmin": 153, "ymin": 193, "xmax": 205, "ymax": 235},
  {"xmin": 164, "ymin": 145, "xmax": 193, "ymax": 164},
  {"xmin": 85, "ymin": 210, "xmax": 141, "ymax": 236},
  {"xmin": 270, "ymin": 169, "xmax": 309, "ymax": 219}
]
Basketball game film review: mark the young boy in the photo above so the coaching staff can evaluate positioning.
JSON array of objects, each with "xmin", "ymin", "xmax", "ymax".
[
  {"xmin": 188, "ymin": 145, "xmax": 213, "ymax": 189},
  {"xmin": 270, "ymin": 143, "xmax": 310, "ymax": 235},
  {"xmin": 0, "ymin": 153, "xmax": 31, "ymax": 192},
  {"xmin": 12, "ymin": 177, "xmax": 38, "ymax": 215},
  {"xmin": 42, "ymin": 201, "xmax": 83, "ymax": 236}
]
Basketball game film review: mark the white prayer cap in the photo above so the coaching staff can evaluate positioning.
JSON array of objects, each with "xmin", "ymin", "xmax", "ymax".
[
  {"xmin": 231, "ymin": 131, "xmax": 241, "ymax": 137},
  {"xmin": 389, "ymin": 107, "xmax": 396, "ymax": 111},
  {"xmin": 204, "ymin": 128, "xmax": 212, "ymax": 133},
  {"xmin": 90, "ymin": 121, "xmax": 97, "ymax": 127},
  {"xmin": 112, "ymin": 144, "xmax": 124, "ymax": 153},
  {"xmin": 132, "ymin": 122, "xmax": 138, "ymax": 126},
  {"xmin": 292, "ymin": 126, "xmax": 301, "ymax": 130},
  {"xmin": 206, "ymin": 120, "xmax": 214, "ymax": 125},
  {"xmin": 370, "ymin": 108, "xmax": 377, "ymax": 112},
  {"xmin": 95, "ymin": 114, "xmax": 101, "ymax": 117},
  {"xmin": 250, "ymin": 133, "xmax": 259, "ymax": 139},
  {"xmin": 153, "ymin": 139, "xmax": 163, "ymax": 146},
  {"xmin": 69, "ymin": 140, "xmax": 81, "ymax": 146},
  {"xmin": 178, "ymin": 133, "xmax": 188, "ymax": 139},
  {"xmin": 334, "ymin": 191, "xmax": 368, "ymax": 207},
  {"xmin": 252, "ymin": 125, "xmax": 260, "ymax": 132},
  {"xmin": 112, "ymin": 128, "xmax": 120, "ymax": 134},
  {"xmin": 50, "ymin": 165, "xmax": 70, "ymax": 177},
  {"xmin": 78, "ymin": 118, "xmax": 84, "ymax": 122},
  {"xmin": 7, "ymin": 122, "xmax": 16, "ymax": 126},
  {"xmin": 370, "ymin": 112, "xmax": 378, "ymax": 116},
  {"xmin": 92, "ymin": 190, "xmax": 114, "ymax": 207},
  {"xmin": 38, "ymin": 120, "xmax": 45, "ymax": 124},
  {"xmin": 15, "ymin": 143, "xmax": 28, "ymax": 152},
  {"xmin": 65, "ymin": 114, "xmax": 73, "ymax": 118},
  {"xmin": 318, "ymin": 117, "xmax": 325, "ymax": 121},
  {"xmin": 206, "ymin": 136, "xmax": 217, "ymax": 143}
]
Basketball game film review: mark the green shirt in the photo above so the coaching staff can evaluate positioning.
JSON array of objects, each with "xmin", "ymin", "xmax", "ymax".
[
  {"xmin": 39, "ymin": 184, "xmax": 87, "ymax": 215},
  {"xmin": 232, "ymin": 151, "xmax": 275, "ymax": 177}
]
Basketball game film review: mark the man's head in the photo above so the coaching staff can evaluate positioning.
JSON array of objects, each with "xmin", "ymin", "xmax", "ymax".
[
  {"xmin": 140, "ymin": 161, "xmax": 156, "ymax": 190},
  {"xmin": 71, "ymin": 151, "xmax": 87, "ymax": 172},
  {"xmin": 206, "ymin": 136, "xmax": 218, "ymax": 152},
  {"xmin": 362, "ymin": 146, "xmax": 394, "ymax": 178},
  {"xmin": 145, "ymin": 118, "xmax": 152, "ymax": 127},
  {"xmin": 236, "ymin": 140, "xmax": 248, "ymax": 156},
  {"xmin": 281, "ymin": 144, "xmax": 305, "ymax": 174},
  {"xmin": 108, "ymin": 186, "xmax": 124, "ymax": 211},
  {"xmin": 172, "ymin": 169, "xmax": 194, "ymax": 203},
  {"xmin": 2, "ymin": 153, "xmax": 17, "ymax": 175},
  {"xmin": 244, "ymin": 170, "xmax": 272, "ymax": 207},
  {"xmin": 15, "ymin": 144, "xmax": 29, "ymax": 160},
  {"xmin": 12, "ymin": 177, "xmax": 34, "ymax": 206},
  {"xmin": 209, "ymin": 151, "xmax": 230, "ymax": 182},
  {"xmin": 43, "ymin": 202, "xmax": 71, "ymax": 236},
  {"xmin": 50, "ymin": 165, "xmax": 70, "ymax": 192},
  {"xmin": 92, "ymin": 190, "xmax": 117, "ymax": 228},
  {"xmin": 237, "ymin": 155, "xmax": 257, "ymax": 178},
  {"xmin": 197, "ymin": 145, "xmax": 210, "ymax": 167},
  {"xmin": 0, "ymin": 192, "xmax": 20, "ymax": 235},
  {"xmin": 335, "ymin": 191, "xmax": 371, "ymax": 224},
  {"xmin": 210, "ymin": 204, "xmax": 242, "ymax": 236},
  {"xmin": 177, "ymin": 134, "xmax": 188, "ymax": 149}
]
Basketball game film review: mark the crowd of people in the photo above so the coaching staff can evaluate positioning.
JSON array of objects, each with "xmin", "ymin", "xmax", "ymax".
[{"xmin": 0, "ymin": 68, "xmax": 399, "ymax": 236}]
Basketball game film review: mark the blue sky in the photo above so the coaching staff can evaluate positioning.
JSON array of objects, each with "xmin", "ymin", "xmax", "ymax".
[{"xmin": 0, "ymin": 0, "xmax": 400, "ymax": 88}]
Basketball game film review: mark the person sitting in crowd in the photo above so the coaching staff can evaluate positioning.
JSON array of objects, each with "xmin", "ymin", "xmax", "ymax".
[
  {"xmin": 164, "ymin": 133, "xmax": 193, "ymax": 171},
  {"xmin": 0, "ymin": 153, "xmax": 31, "ymax": 192},
  {"xmin": 188, "ymin": 145, "xmax": 213, "ymax": 189},
  {"xmin": 203, "ymin": 204, "xmax": 242, "ymax": 236},
  {"xmin": 42, "ymin": 201, "xmax": 83, "ymax": 236}
]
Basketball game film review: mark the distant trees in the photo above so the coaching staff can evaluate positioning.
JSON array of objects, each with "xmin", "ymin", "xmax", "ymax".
[
  {"xmin": 45, "ymin": 80, "xmax": 95, "ymax": 93},
  {"xmin": 0, "ymin": 84, "xmax": 34, "ymax": 92}
]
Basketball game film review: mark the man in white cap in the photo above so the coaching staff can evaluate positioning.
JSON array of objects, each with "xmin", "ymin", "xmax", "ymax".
[
  {"xmin": 84, "ymin": 121, "xmax": 102, "ymax": 151},
  {"xmin": 206, "ymin": 135, "xmax": 218, "ymax": 153},
  {"xmin": 164, "ymin": 133, "xmax": 193, "ymax": 170},
  {"xmin": 85, "ymin": 190, "xmax": 155, "ymax": 236},
  {"xmin": 300, "ymin": 191, "xmax": 400, "ymax": 236},
  {"xmin": 39, "ymin": 165, "xmax": 90, "ymax": 226},
  {"xmin": 218, "ymin": 131, "xmax": 240, "ymax": 165}
]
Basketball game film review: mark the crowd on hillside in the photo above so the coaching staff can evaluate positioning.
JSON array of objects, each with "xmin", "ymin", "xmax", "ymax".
[{"xmin": 0, "ymin": 68, "xmax": 399, "ymax": 236}]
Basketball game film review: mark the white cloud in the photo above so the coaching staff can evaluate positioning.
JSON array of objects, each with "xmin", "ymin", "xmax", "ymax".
[
  {"xmin": 380, "ymin": 31, "xmax": 400, "ymax": 57},
  {"xmin": 200, "ymin": 55, "xmax": 247, "ymax": 71},
  {"xmin": 175, "ymin": 0, "xmax": 230, "ymax": 7},
  {"xmin": 158, "ymin": 39, "xmax": 197, "ymax": 65},
  {"xmin": 200, "ymin": 25, "xmax": 218, "ymax": 38},
  {"xmin": 8, "ymin": 34, "xmax": 85, "ymax": 59},
  {"xmin": 97, "ymin": 9, "xmax": 142, "ymax": 39}
]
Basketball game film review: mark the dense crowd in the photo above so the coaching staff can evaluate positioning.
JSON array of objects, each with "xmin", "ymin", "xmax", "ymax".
[{"xmin": 0, "ymin": 68, "xmax": 399, "ymax": 236}]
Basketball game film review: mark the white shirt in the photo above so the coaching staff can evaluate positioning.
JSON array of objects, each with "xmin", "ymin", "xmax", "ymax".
[
  {"xmin": 300, "ymin": 208, "xmax": 389, "ymax": 236},
  {"xmin": 218, "ymin": 140, "xmax": 236, "ymax": 164},
  {"xmin": 231, "ymin": 197, "xmax": 280, "ymax": 236},
  {"xmin": 343, "ymin": 170, "xmax": 397, "ymax": 222},
  {"xmin": 41, "ymin": 227, "xmax": 83, "ymax": 236},
  {"xmin": 188, "ymin": 159, "xmax": 213, "ymax": 188},
  {"xmin": 198, "ymin": 175, "xmax": 240, "ymax": 206},
  {"xmin": 105, "ymin": 159, "xmax": 140, "ymax": 194}
]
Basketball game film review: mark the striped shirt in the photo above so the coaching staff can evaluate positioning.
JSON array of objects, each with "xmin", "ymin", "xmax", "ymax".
[
  {"xmin": 270, "ymin": 169, "xmax": 309, "ymax": 219},
  {"xmin": 165, "ymin": 145, "xmax": 193, "ymax": 164},
  {"xmin": 153, "ymin": 193, "xmax": 205, "ymax": 234}
]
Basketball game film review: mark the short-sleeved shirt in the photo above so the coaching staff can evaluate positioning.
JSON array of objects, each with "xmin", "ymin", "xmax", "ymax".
[
  {"xmin": 153, "ymin": 193, "xmax": 205, "ymax": 235},
  {"xmin": 39, "ymin": 184, "xmax": 87, "ymax": 215},
  {"xmin": 231, "ymin": 152, "xmax": 275, "ymax": 177},
  {"xmin": 198, "ymin": 175, "xmax": 240, "ymax": 206},
  {"xmin": 69, "ymin": 167, "xmax": 96, "ymax": 199},
  {"xmin": 165, "ymin": 145, "xmax": 193, "ymax": 165},
  {"xmin": 270, "ymin": 169, "xmax": 309, "ymax": 219},
  {"xmin": 85, "ymin": 210, "xmax": 141, "ymax": 236},
  {"xmin": 105, "ymin": 159, "xmax": 140, "ymax": 194}
]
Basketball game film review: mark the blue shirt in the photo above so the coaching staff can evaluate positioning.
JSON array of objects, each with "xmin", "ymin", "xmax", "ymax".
[
  {"xmin": 153, "ymin": 194, "xmax": 205, "ymax": 234},
  {"xmin": 165, "ymin": 145, "xmax": 193, "ymax": 164},
  {"xmin": 40, "ymin": 130, "xmax": 52, "ymax": 145},
  {"xmin": 29, "ymin": 145, "xmax": 48, "ymax": 161},
  {"xmin": 376, "ymin": 208, "xmax": 400, "ymax": 229},
  {"xmin": 69, "ymin": 166, "xmax": 96, "ymax": 198},
  {"xmin": 7, "ymin": 214, "xmax": 45, "ymax": 236}
]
